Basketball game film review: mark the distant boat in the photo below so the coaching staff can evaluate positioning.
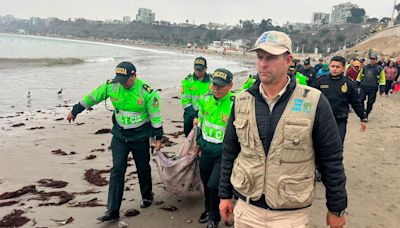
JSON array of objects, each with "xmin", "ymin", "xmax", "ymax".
[{"xmin": 57, "ymin": 89, "xmax": 63, "ymax": 95}]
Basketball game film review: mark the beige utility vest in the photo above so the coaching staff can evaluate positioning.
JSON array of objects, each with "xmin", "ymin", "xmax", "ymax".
[{"xmin": 231, "ymin": 84, "xmax": 321, "ymax": 209}]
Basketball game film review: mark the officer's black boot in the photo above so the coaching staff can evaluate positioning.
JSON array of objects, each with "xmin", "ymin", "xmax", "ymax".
[
  {"xmin": 198, "ymin": 211, "xmax": 209, "ymax": 224},
  {"xmin": 140, "ymin": 193, "xmax": 154, "ymax": 208},
  {"xmin": 206, "ymin": 220, "xmax": 219, "ymax": 228},
  {"xmin": 96, "ymin": 210, "xmax": 119, "ymax": 222}
]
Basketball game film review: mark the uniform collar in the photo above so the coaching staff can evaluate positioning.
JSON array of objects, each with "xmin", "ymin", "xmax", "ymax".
[
  {"xmin": 193, "ymin": 72, "xmax": 211, "ymax": 82},
  {"xmin": 214, "ymin": 91, "xmax": 233, "ymax": 101},
  {"xmin": 330, "ymin": 73, "xmax": 343, "ymax": 80}
]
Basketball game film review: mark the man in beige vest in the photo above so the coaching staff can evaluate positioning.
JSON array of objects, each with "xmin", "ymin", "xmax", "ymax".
[{"xmin": 219, "ymin": 31, "xmax": 347, "ymax": 228}]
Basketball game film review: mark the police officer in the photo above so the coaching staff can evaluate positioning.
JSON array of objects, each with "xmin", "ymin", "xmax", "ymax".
[
  {"xmin": 297, "ymin": 58, "xmax": 317, "ymax": 86},
  {"xmin": 180, "ymin": 57, "xmax": 213, "ymax": 136},
  {"xmin": 194, "ymin": 68, "xmax": 235, "ymax": 228},
  {"xmin": 312, "ymin": 56, "xmax": 367, "ymax": 143},
  {"xmin": 239, "ymin": 74, "xmax": 258, "ymax": 92},
  {"xmin": 314, "ymin": 57, "xmax": 324, "ymax": 73},
  {"xmin": 66, "ymin": 61, "xmax": 163, "ymax": 222},
  {"xmin": 219, "ymin": 31, "xmax": 347, "ymax": 228},
  {"xmin": 356, "ymin": 54, "xmax": 386, "ymax": 119}
]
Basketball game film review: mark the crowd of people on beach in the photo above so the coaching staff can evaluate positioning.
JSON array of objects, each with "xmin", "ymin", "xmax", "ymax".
[{"xmin": 65, "ymin": 29, "xmax": 398, "ymax": 228}]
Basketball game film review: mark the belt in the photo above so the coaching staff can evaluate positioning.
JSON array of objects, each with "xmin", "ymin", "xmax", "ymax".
[
  {"xmin": 234, "ymin": 190, "xmax": 311, "ymax": 211},
  {"xmin": 234, "ymin": 191, "xmax": 270, "ymax": 210}
]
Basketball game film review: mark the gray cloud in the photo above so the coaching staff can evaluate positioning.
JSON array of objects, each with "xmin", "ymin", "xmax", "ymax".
[{"xmin": 0, "ymin": 0, "xmax": 395, "ymax": 25}]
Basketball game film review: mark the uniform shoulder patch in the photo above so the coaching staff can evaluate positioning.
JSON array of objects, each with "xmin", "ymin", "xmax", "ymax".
[
  {"xmin": 142, "ymin": 84, "xmax": 154, "ymax": 93},
  {"xmin": 185, "ymin": 74, "xmax": 193, "ymax": 80}
]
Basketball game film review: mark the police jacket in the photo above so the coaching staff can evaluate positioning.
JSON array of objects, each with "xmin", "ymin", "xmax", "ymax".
[
  {"xmin": 219, "ymin": 79, "xmax": 347, "ymax": 213},
  {"xmin": 312, "ymin": 74, "xmax": 367, "ymax": 121},
  {"xmin": 71, "ymin": 78, "xmax": 163, "ymax": 142},
  {"xmin": 297, "ymin": 66, "xmax": 317, "ymax": 85},
  {"xmin": 356, "ymin": 64, "xmax": 386, "ymax": 89}
]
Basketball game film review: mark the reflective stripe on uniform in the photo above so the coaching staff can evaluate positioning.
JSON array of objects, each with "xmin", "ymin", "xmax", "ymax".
[
  {"xmin": 183, "ymin": 104, "xmax": 192, "ymax": 109},
  {"xmin": 149, "ymin": 112, "xmax": 162, "ymax": 119},
  {"xmin": 198, "ymin": 112, "xmax": 204, "ymax": 119},
  {"xmin": 203, "ymin": 119, "xmax": 226, "ymax": 132},
  {"xmin": 114, "ymin": 110, "xmax": 150, "ymax": 129},
  {"xmin": 201, "ymin": 130, "xmax": 223, "ymax": 144},
  {"xmin": 113, "ymin": 83, "xmax": 119, "ymax": 91},
  {"xmin": 118, "ymin": 110, "xmax": 145, "ymax": 116},
  {"xmin": 80, "ymin": 100, "xmax": 91, "ymax": 109},
  {"xmin": 151, "ymin": 122, "xmax": 162, "ymax": 128},
  {"xmin": 181, "ymin": 95, "xmax": 191, "ymax": 99}
]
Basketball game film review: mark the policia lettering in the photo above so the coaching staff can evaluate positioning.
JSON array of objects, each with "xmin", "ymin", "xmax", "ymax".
[{"xmin": 68, "ymin": 62, "xmax": 163, "ymax": 221}]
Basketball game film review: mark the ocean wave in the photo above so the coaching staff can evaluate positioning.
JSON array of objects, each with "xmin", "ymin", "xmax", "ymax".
[
  {"xmin": 84, "ymin": 57, "xmax": 115, "ymax": 63},
  {"xmin": 0, "ymin": 57, "xmax": 85, "ymax": 67}
]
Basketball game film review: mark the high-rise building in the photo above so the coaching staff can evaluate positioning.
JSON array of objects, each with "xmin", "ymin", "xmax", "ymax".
[
  {"xmin": 312, "ymin": 12, "xmax": 330, "ymax": 25},
  {"xmin": 123, "ymin": 16, "xmax": 131, "ymax": 23},
  {"xmin": 136, "ymin": 8, "xmax": 155, "ymax": 24},
  {"xmin": 331, "ymin": 2, "xmax": 358, "ymax": 25}
]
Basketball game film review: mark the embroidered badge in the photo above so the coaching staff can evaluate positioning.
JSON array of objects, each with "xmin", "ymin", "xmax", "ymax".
[
  {"xmin": 302, "ymin": 102, "xmax": 312, "ymax": 113},
  {"xmin": 341, "ymin": 83, "xmax": 348, "ymax": 93},
  {"xmin": 292, "ymin": 99, "xmax": 303, "ymax": 112},
  {"xmin": 222, "ymin": 114, "xmax": 229, "ymax": 123}
]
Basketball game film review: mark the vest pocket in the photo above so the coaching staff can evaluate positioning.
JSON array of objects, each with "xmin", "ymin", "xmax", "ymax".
[
  {"xmin": 281, "ymin": 118, "xmax": 313, "ymax": 162},
  {"xmin": 277, "ymin": 175, "xmax": 314, "ymax": 208},
  {"xmin": 233, "ymin": 118, "xmax": 249, "ymax": 146},
  {"xmin": 230, "ymin": 161, "xmax": 251, "ymax": 194},
  {"xmin": 231, "ymin": 157, "xmax": 265, "ymax": 200}
]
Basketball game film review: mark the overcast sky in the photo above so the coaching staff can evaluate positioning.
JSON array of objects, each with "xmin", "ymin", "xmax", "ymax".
[{"xmin": 0, "ymin": 0, "xmax": 397, "ymax": 25}]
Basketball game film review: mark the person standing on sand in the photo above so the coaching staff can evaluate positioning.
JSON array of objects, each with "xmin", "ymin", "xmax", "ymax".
[
  {"xmin": 356, "ymin": 54, "xmax": 386, "ymax": 119},
  {"xmin": 180, "ymin": 57, "xmax": 213, "ymax": 136},
  {"xmin": 194, "ymin": 68, "xmax": 235, "ymax": 228},
  {"xmin": 66, "ymin": 61, "xmax": 163, "ymax": 222},
  {"xmin": 219, "ymin": 30, "xmax": 347, "ymax": 228},
  {"xmin": 383, "ymin": 60, "xmax": 397, "ymax": 96},
  {"xmin": 312, "ymin": 56, "xmax": 367, "ymax": 143}
]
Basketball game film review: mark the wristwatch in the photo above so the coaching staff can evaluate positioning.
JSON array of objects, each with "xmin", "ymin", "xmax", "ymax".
[
  {"xmin": 361, "ymin": 118, "xmax": 368, "ymax": 123},
  {"xmin": 331, "ymin": 210, "xmax": 346, "ymax": 217}
]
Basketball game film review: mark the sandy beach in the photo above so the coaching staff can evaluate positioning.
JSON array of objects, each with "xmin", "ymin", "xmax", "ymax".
[{"xmin": 1, "ymin": 74, "xmax": 400, "ymax": 227}]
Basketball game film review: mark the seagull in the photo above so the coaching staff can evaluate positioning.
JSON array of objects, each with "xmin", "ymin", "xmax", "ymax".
[
  {"xmin": 27, "ymin": 91, "xmax": 31, "ymax": 99},
  {"xmin": 57, "ymin": 89, "xmax": 63, "ymax": 95}
]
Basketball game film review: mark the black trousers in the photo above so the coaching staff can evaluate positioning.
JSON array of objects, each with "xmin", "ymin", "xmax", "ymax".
[
  {"xmin": 385, "ymin": 80, "xmax": 393, "ymax": 95},
  {"xmin": 107, "ymin": 136, "xmax": 152, "ymax": 212},
  {"xmin": 183, "ymin": 111, "xmax": 196, "ymax": 137},
  {"xmin": 359, "ymin": 85, "xmax": 378, "ymax": 115},
  {"xmin": 200, "ymin": 153, "xmax": 221, "ymax": 223},
  {"xmin": 335, "ymin": 119, "xmax": 347, "ymax": 144}
]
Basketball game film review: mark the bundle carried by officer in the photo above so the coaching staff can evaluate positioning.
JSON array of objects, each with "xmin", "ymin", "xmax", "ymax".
[{"xmin": 154, "ymin": 127, "xmax": 202, "ymax": 195}]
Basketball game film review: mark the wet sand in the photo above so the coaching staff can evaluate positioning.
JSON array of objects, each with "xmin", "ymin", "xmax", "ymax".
[{"xmin": 1, "ymin": 83, "xmax": 400, "ymax": 227}]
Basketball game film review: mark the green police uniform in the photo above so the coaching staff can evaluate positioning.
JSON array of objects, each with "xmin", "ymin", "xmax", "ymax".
[
  {"xmin": 181, "ymin": 72, "xmax": 212, "ymax": 136},
  {"xmin": 295, "ymin": 71, "xmax": 308, "ymax": 85},
  {"xmin": 71, "ymin": 62, "xmax": 163, "ymax": 217},
  {"xmin": 239, "ymin": 74, "xmax": 258, "ymax": 92},
  {"xmin": 196, "ymin": 68, "xmax": 234, "ymax": 225}
]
